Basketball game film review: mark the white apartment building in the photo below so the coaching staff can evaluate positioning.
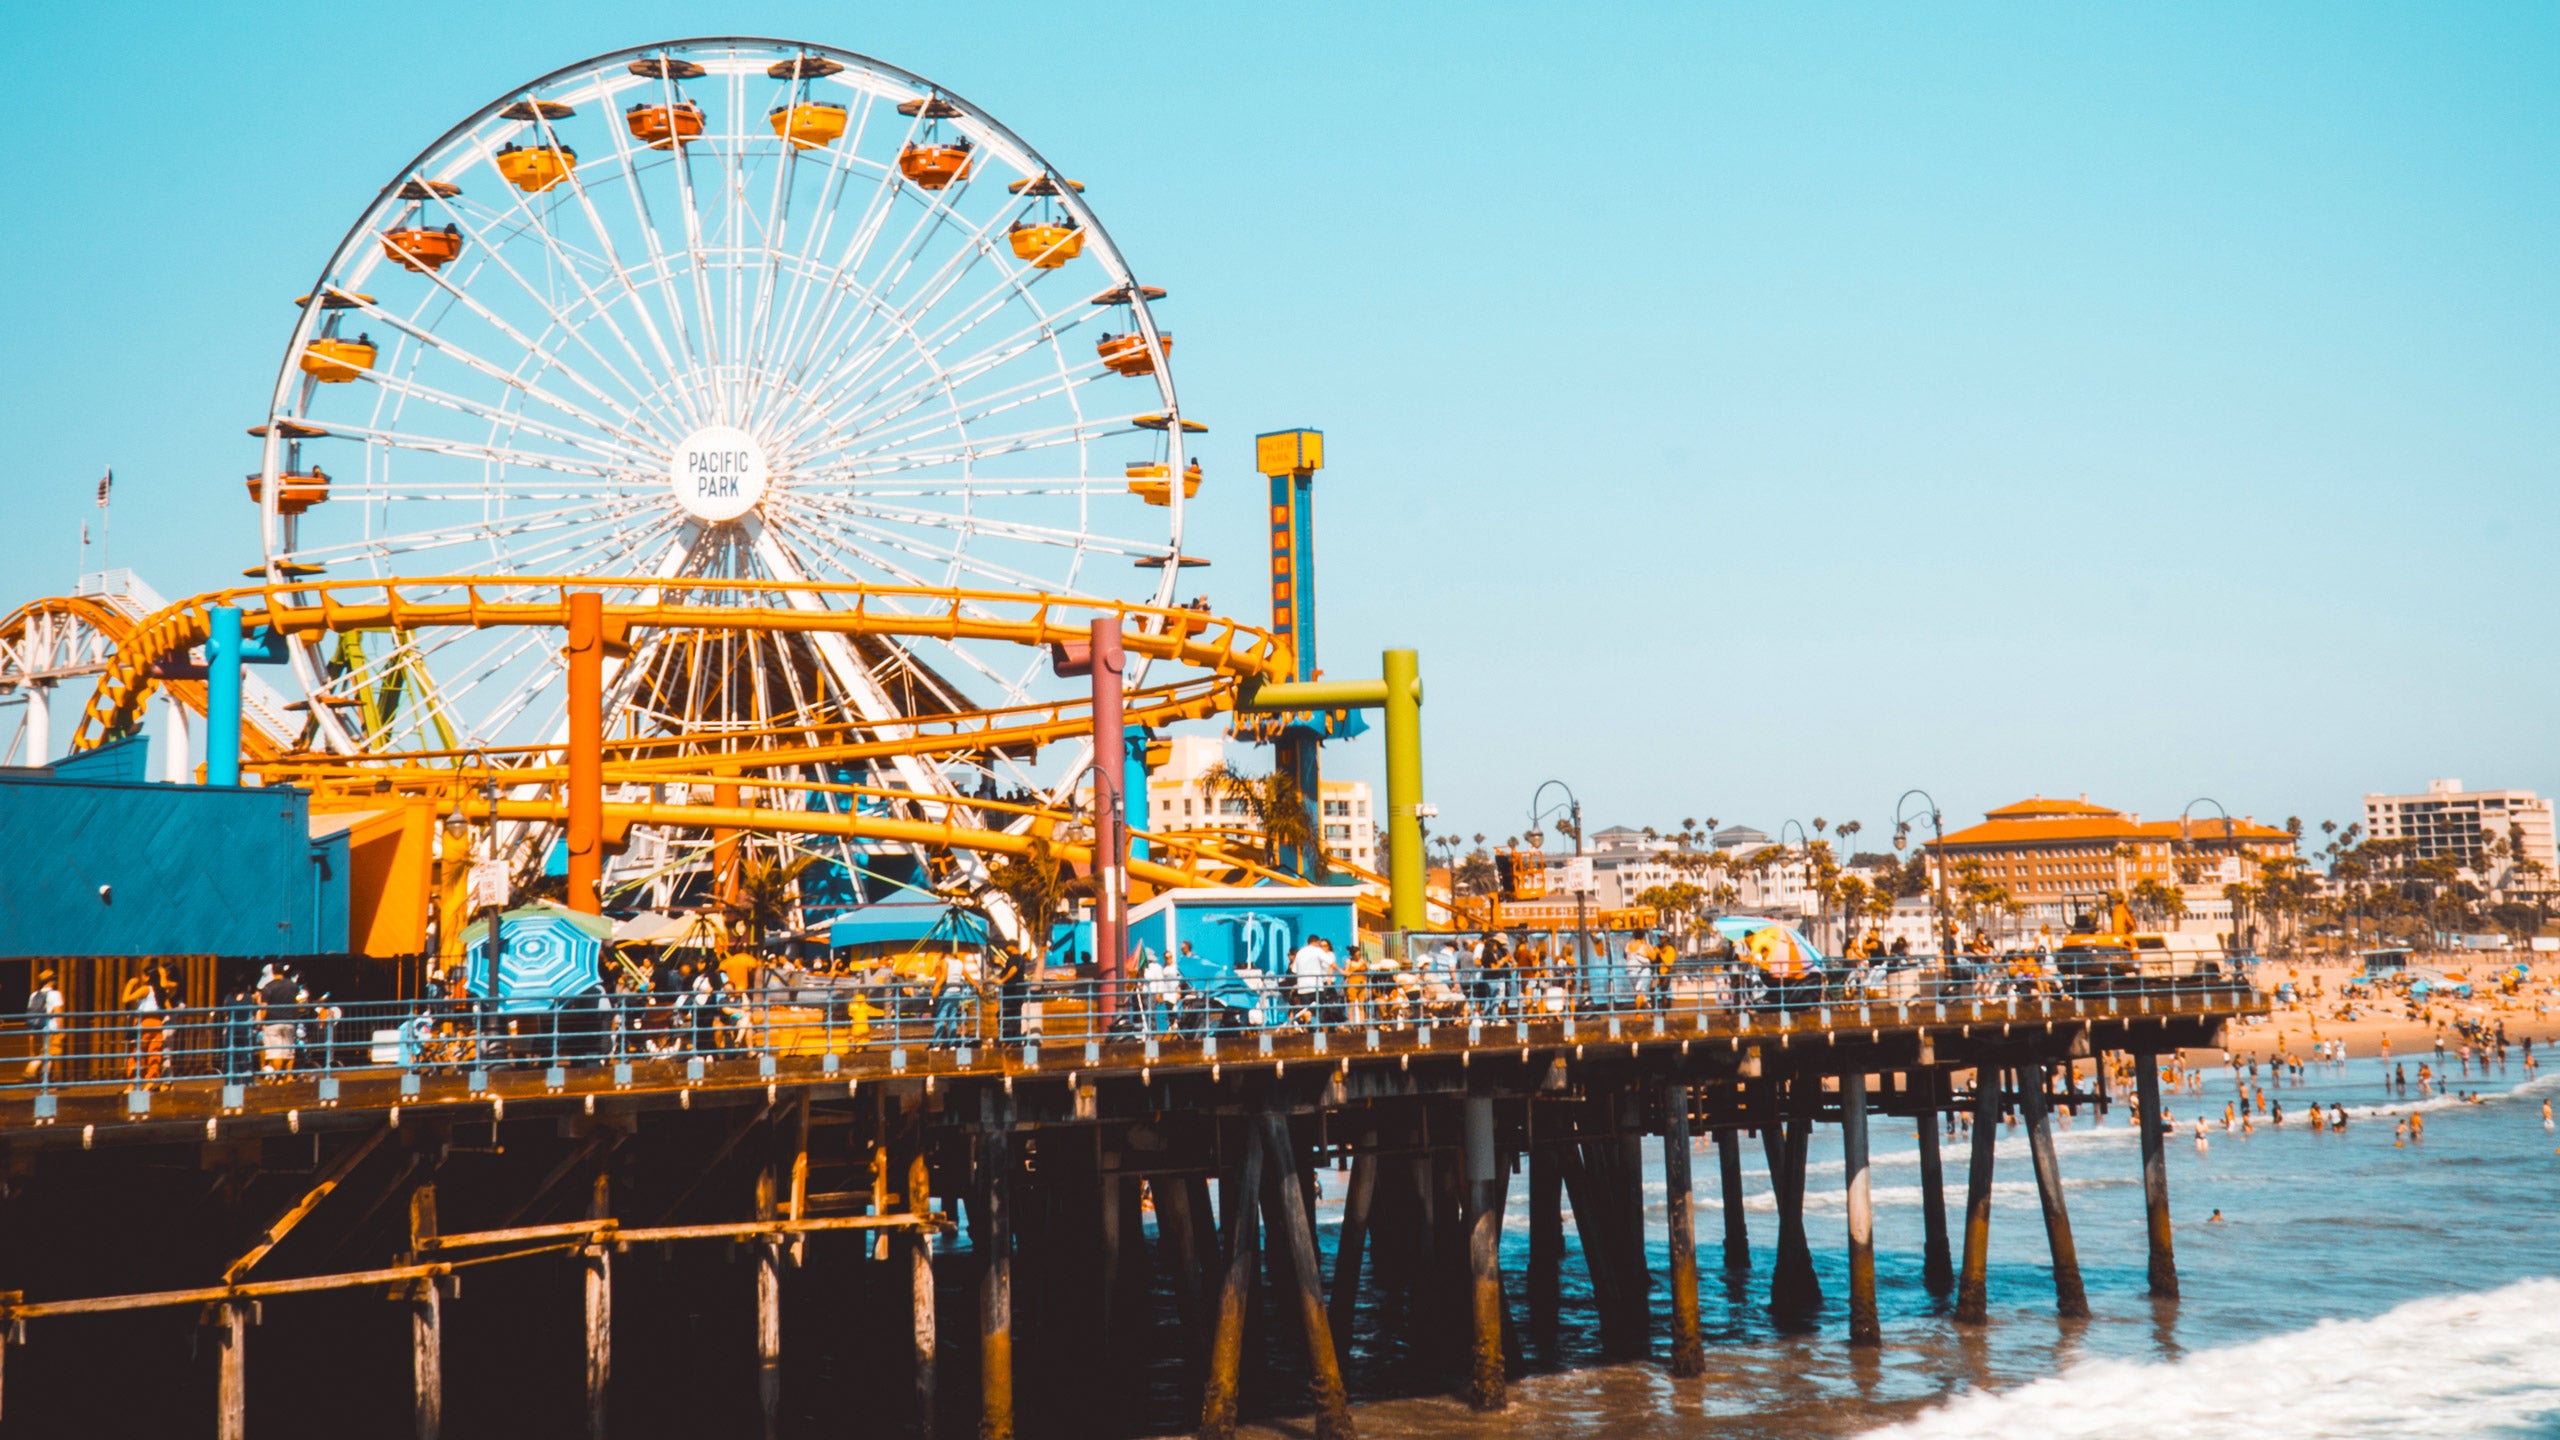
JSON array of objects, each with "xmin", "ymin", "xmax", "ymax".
[
  {"xmin": 1144, "ymin": 733, "xmax": 1377, "ymax": 871},
  {"xmin": 2364, "ymin": 779, "xmax": 2558, "ymax": 892}
]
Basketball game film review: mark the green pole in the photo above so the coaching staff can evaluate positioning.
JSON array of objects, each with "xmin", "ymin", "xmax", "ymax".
[{"xmin": 1382, "ymin": 648, "xmax": 1424, "ymax": 937}]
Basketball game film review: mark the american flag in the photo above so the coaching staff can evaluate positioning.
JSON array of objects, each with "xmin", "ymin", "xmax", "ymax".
[{"xmin": 95, "ymin": 469, "xmax": 111, "ymax": 507}]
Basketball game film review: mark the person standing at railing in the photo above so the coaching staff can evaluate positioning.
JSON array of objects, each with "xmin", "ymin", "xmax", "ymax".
[
  {"xmin": 121, "ymin": 970, "xmax": 165, "ymax": 1085},
  {"xmin": 254, "ymin": 966, "xmax": 300, "ymax": 1080},
  {"xmin": 931, "ymin": 950, "xmax": 979, "ymax": 1047},
  {"xmin": 21, "ymin": 970, "xmax": 63, "ymax": 1085}
]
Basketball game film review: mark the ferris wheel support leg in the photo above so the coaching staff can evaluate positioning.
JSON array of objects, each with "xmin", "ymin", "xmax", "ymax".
[
  {"xmin": 565, "ymin": 592, "xmax": 605, "ymax": 915},
  {"xmin": 207, "ymin": 606, "xmax": 243, "ymax": 787}
]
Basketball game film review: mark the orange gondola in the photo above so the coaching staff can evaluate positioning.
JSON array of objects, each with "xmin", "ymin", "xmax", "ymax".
[
  {"xmin": 1008, "ymin": 222, "xmax": 1084, "ymax": 268},
  {"xmin": 245, "ymin": 468, "xmax": 331, "ymax": 515},
  {"xmin": 381, "ymin": 224, "xmax": 464, "ymax": 273},
  {"xmin": 495, "ymin": 142, "xmax": 576, "ymax": 194},
  {"xmin": 300, "ymin": 336, "xmax": 376, "ymax": 383},
  {"xmin": 1125, "ymin": 459, "xmax": 1202, "ymax": 507},
  {"xmin": 897, "ymin": 140, "xmax": 975, "ymax": 190},
  {"xmin": 768, "ymin": 101, "xmax": 847, "ymax": 149},
  {"xmin": 626, "ymin": 99, "xmax": 705, "ymax": 149},
  {"xmin": 1095, "ymin": 331, "xmax": 1171, "ymax": 377}
]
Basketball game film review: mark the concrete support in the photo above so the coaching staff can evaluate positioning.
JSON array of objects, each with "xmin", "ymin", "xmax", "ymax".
[
  {"xmin": 162, "ymin": 697, "xmax": 191, "ymax": 783},
  {"xmin": 2019, "ymin": 1064, "xmax": 2090, "ymax": 1318},
  {"xmin": 1915, "ymin": 1070, "xmax": 1955, "ymax": 1294},
  {"xmin": 909, "ymin": 1146, "xmax": 938, "ymax": 1437},
  {"xmin": 19, "ymin": 683, "xmax": 47, "ymax": 768},
  {"xmin": 1716, "ymin": 1127, "xmax": 1750, "ymax": 1276},
  {"xmin": 1198, "ymin": 1123, "xmax": 1265, "ymax": 1440},
  {"xmin": 565, "ymin": 590, "xmax": 604, "ymax": 913},
  {"xmin": 409, "ymin": 1183, "xmax": 442, "ymax": 1440},
  {"xmin": 1842, "ymin": 1072, "xmax": 1880, "ymax": 1348},
  {"xmin": 1954, "ymin": 1068, "xmax": 2001, "ymax": 1325},
  {"xmin": 584, "ymin": 1173, "xmax": 611, "ymax": 1440},
  {"xmin": 1259, "ymin": 1115, "xmax": 1354, "ymax": 1439},
  {"xmin": 979, "ymin": 1104, "xmax": 1015, "ymax": 1440},
  {"xmin": 2135, "ymin": 1051, "xmax": 2179, "ymax": 1300},
  {"xmin": 1461, "ymin": 1097, "xmax": 1507, "ymax": 1409},
  {"xmin": 755, "ymin": 1163, "xmax": 782, "ymax": 1440},
  {"xmin": 1661, "ymin": 1085, "xmax": 1704, "ymax": 1377}
]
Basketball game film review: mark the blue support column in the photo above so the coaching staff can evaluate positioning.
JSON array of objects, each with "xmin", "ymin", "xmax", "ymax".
[
  {"xmin": 1124, "ymin": 724, "xmax": 1153, "ymax": 863},
  {"xmin": 207, "ymin": 605, "xmax": 243, "ymax": 787}
]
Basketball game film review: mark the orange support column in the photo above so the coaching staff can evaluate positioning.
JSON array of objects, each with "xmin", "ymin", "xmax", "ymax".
[{"xmin": 565, "ymin": 590, "xmax": 604, "ymax": 914}]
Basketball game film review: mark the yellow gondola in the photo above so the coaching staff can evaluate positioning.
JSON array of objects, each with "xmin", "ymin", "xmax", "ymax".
[
  {"xmin": 767, "ymin": 101, "xmax": 847, "ymax": 149},
  {"xmin": 495, "ymin": 142, "xmax": 576, "ymax": 194},
  {"xmin": 1008, "ymin": 222, "xmax": 1083, "ymax": 268},
  {"xmin": 300, "ymin": 336, "xmax": 376, "ymax": 383}
]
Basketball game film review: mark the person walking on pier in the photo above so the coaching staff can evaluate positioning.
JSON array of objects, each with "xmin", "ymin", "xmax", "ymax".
[
  {"xmin": 1289, "ymin": 933, "xmax": 1330, "ymax": 1030},
  {"xmin": 121, "ymin": 969, "xmax": 166, "ymax": 1085},
  {"xmin": 932, "ymin": 949, "xmax": 980, "ymax": 1047},
  {"xmin": 22, "ymin": 970, "xmax": 63, "ymax": 1085}
]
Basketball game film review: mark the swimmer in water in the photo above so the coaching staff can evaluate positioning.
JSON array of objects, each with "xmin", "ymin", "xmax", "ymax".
[
  {"xmin": 2208, "ymin": 1209, "xmax": 2224, "ymax": 1222},
  {"xmin": 2542, "ymin": 1099, "xmax": 2552, "ymax": 1131},
  {"xmin": 2394, "ymin": 1118, "xmax": 2408, "ymax": 1146},
  {"xmin": 2330, "ymin": 1103, "xmax": 2347, "ymax": 1131},
  {"xmin": 2194, "ymin": 1116, "xmax": 2210, "ymax": 1151}
]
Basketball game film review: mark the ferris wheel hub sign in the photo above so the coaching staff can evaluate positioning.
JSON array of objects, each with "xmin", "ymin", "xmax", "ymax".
[{"xmin": 669, "ymin": 425, "xmax": 770, "ymax": 522}]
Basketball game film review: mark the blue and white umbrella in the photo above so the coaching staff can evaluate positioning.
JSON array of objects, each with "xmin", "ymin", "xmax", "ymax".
[{"xmin": 463, "ymin": 903, "xmax": 609, "ymax": 1010}]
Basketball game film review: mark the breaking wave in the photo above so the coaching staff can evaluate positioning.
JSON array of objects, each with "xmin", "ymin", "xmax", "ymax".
[{"xmin": 1862, "ymin": 1277, "xmax": 2560, "ymax": 1439}]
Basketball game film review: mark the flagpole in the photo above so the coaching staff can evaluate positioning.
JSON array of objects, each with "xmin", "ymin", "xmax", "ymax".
[{"xmin": 97, "ymin": 467, "xmax": 112, "ymax": 577}]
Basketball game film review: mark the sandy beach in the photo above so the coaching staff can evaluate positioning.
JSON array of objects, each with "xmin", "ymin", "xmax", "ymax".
[{"xmin": 2183, "ymin": 957, "xmax": 2560, "ymax": 1065}]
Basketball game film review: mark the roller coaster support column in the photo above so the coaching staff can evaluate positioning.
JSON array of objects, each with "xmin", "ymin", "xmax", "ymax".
[
  {"xmin": 1243, "ymin": 648, "xmax": 1426, "ymax": 937},
  {"xmin": 565, "ymin": 591, "xmax": 604, "ymax": 914},
  {"xmin": 1090, "ymin": 619, "xmax": 1128, "ymax": 1016},
  {"xmin": 1249, "ymin": 429, "xmax": 1349, "ymax": 882},
  {"xmin": 207, "ymin": 605, "xmax": 242, "ymax": 786}
]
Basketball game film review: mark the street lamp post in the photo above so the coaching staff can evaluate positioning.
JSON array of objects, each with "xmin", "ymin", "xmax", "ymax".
[
  {"xmin": 2180, "ymin": 798, "xmax": 2237, "ymax": 958},
  {"xmin": 1531, "ymin": 781, "xmax": 1587, "ymax": 987},
  {"xmin": 1894, "ymin": 790, "xmax": 1948, "ymax": 962}
]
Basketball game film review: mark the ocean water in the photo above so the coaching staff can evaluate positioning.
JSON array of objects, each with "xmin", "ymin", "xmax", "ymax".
[{"xmin": 1209, "ymin": 1056, "xmax": 2560, "ymax": 1440}]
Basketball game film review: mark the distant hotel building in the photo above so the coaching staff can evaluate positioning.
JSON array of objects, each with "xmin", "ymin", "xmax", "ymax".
[
  {"xmin": 1145, "ymin": 734, "xmax": 1377, "ymax": 871},
  {"xmin": 1925, "ymin": 796, "xmax": 2295, "ymax": 930},
  {"xmin": 2363, "ymin": 780, "xmax": 2557, "ymax": 883}
]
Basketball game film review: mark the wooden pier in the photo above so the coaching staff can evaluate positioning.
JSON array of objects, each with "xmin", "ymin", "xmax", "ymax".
[{"xmin": 0, "ymin": 980, "xmax": 2255, "ymax": 1437}]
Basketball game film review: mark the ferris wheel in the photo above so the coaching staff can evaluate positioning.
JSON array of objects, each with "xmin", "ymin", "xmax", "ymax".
[{"xmin": 251, "ymin": 37, "xmax": 1197, "ymax": 809}]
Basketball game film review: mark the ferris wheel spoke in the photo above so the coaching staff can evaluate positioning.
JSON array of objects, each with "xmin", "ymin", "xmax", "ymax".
[
  {"xmin": 773, "ymin": 215, "xmax": 1034, "ymax": 444},
  {"xmin": 797, "ymin": 402, "xmax": 1124, "ymax": 480},
  {"xmin": 282, "ymin": 496, "xmax": 668, "ymax": 571},
  {"xmin": 415, "ymin": 191, "xmax": 692, "ymax": 441},
  {"xmin": 759, "ymin": 511, "xmax": 1049, "ymax": 689},
  {"xmin": 773, "ymin": 497, "xmax": 1088, "ymax": 596},
  {"xmin": 571, "ymin": 113, "xmax": 721, "ymax": 426},
  {"xmin": 779, "ymin": 291, "xmax": 1096, "ymax": 462},
  {"xmin": 791, "ymin": 341, "xmax": 1103, "ymax": 471},
  {"xmin": 790, "ymin": 492, "xmax": 1151, "ymax": 562},
  {"xmin": 742, "ymin": 96, "xmax": 884, "ymax": 420},
  {"xmin": 760, "ymin": 102, "xmax": 945, "ymax": 387},
  {"xmin": 341, "ymin": 301, "xmax": 663, "ymax": 458},
  {"xmin": 356, "ymin": 365, "xmax": 658, "ymax": 470}
]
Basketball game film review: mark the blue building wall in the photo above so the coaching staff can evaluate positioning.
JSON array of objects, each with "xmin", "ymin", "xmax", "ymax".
[{"xmin": 0, "ymin": 770, "xmax": 348, "ymax": 959}]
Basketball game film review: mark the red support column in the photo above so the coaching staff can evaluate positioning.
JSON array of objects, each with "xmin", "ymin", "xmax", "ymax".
[
  {"xmin": 565, "ymin": 591, "xmax": 604, "ymax": 914},
  {"xmin": 1089, "ymin": 617, "xmax": 1127, "ymax": 1023}
]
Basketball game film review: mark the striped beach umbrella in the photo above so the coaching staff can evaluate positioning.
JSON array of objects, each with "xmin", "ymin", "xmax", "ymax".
[{"xmin": 464, "ymin": 903, "xmax": 611, "ymax": 1010}]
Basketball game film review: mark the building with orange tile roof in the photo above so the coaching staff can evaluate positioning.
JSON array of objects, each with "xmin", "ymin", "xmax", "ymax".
[{"xmin": 1924, "ymin": 794, "xmax": 2296, "ymax": 930}]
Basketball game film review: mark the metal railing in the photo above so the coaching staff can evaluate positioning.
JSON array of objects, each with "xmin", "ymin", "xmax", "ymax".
[{"xmin": 0, "ymin": 955, "xmax": 2260, "ymax": 1105}]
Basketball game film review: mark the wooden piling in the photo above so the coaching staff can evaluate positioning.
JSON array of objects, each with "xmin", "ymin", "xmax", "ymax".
[
  {"xmin": 1661, "ymin": 1085, "xmax": 1705, "ymax": 1377},
  {"xmin": 1526, "ymin": 1142, "xmax": 1563, "ymax": 1318},
  {"xmin": 1158, "ymin": 1177, "xmax": 1206, "ymax": 1337},
  {"xmin": 216, "ymin": 1298, "xmax": 249, "ymax": 1440},
  {"xmin": 584, "ymin": 1172, "xmax": 611, "ymax": 1440},
  {"xmin": 1954, "ymin": 1066, "xmax": 2001, "ymax": 1324},
  {"xmin": 1328, "ymin": 1145, "xmax": 1377, "ymax": 1352},
  {"xmin": 1842, "ymin": 1071, "xmax": 1880, "ymax": 1348},
  {"xmin": 1764, "ymin": 1089, "xmax": 1820, "ymax": 1316},
  {"xmin": 1197, "ymin": 1121, "xmax": 1264, "ymax": 1440},
  {"xmin": 909, "ymin": 1144, "xmax": 938, "ymax": 1438},
  {"xmin": 2019, "ymin": 1063, "xmax": 2090, "ymax": 1318},
  {"xmin": 1260, "ymin": 1113, "xmax": 1355, "ymax": 1438},
  {"xmin": 1555, "ymin": 1142, "xmax": 1625, "ymax": 1349},
  {"xmin": 409, "ymin": 1182, "xmax": 441, "ymax": 1440},
  {"xmin": 980, "ymin": 1101, "xmax": 1015, "ymax": 1440},
  {"xmin": 2135, "ymin": 1051, "xmax": 2178, "ymax": 1300},
  {"xmin": 1461, "ymin": 1096, "xmax": 1507, "ymax": 1409},
  {"xmin": 1716, "ymin": 1127, "xmax": 1750, "ymax": 1276},
  {"xmin": 755, "ymin": 1162, "xmax": 783, "ymax": 1440},
  {"xmin": 1914, "ymin": 1070, "xmax": 1954, "ymax": 1294}
]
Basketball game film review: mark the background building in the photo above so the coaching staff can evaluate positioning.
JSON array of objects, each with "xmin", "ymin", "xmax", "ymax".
[
  {"xmin": 1925, "ymin": 795, "xmax": 2296, "ymax": 934},
  {"xmin": 2363, "ymin": 780, "xmax": 2557, "ymax": 892},
  {"xmin": 1146, "ymin": 734, "xmax": 1376, "ymax": 872}
]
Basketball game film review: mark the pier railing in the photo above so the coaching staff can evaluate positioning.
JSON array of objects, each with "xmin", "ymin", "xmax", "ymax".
[{"xmin": 0, "ymin": 959, "xmax": 2259, "ymax": 1109}]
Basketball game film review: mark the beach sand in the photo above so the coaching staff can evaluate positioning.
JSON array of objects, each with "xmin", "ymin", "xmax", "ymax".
[{"xmin": 2178, "ymin": 957, "xmax": 2559, "ymax": 1065}]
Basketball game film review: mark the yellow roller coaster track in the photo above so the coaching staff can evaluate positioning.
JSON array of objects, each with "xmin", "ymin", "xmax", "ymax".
[{"xmin": 58, "ymin": 577, "xmax": 1448, "ymax": 920}]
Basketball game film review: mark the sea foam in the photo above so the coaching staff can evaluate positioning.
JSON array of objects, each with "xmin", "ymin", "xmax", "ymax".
[{"xmin": 1861, "ymin": 1276, "xmax": 2560, "ymax": 1439}]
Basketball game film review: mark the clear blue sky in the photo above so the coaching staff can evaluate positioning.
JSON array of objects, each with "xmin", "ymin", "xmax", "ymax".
[{"xmin": 3, "ymin": 3, "xmax": 2553, "ymax": 852}]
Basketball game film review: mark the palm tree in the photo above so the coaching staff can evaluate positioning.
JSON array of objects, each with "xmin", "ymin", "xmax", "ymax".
[
  {"xmin": 1201, "ymin": 761, "xmax": 1320, "ymax": 872},
  {"xmin": 733, "ymin": 851, "xmax": 819, "ymax": 955},
  {"xmin": 971, "ymin": 836, "xmax": 1093, "ymax": 969}
]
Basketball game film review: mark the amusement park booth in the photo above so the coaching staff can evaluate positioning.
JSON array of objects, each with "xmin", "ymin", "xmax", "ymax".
[{"xmin": 1126, "ymin": 886, "xmax": 1360, "ymax": 981}]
